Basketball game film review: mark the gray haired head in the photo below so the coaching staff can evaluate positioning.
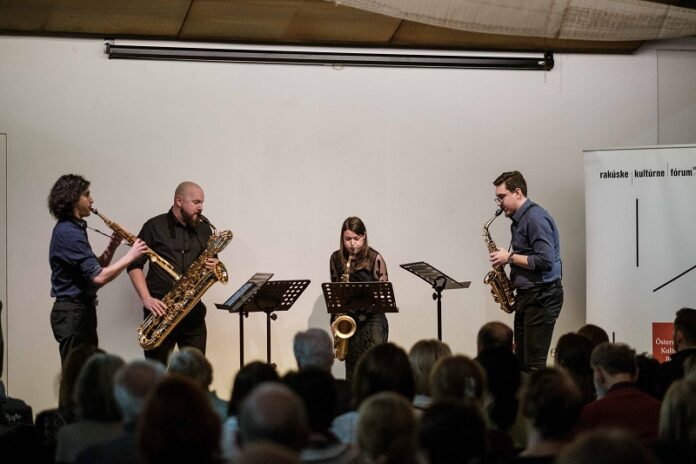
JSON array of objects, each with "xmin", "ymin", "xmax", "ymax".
[{"xmin": 293, "ymin": 328, "xmax": 333, "ymax": 372}]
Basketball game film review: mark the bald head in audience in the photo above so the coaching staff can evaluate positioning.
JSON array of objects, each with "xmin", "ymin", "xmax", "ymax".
[{"xmin": 237, "ymin": 382, "xmax": 308, "ymax": 452}]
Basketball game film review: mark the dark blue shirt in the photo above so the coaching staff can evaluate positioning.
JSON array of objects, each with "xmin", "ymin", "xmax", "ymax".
[
  {"xmin": 49, "ymin": 218, "xmax": 101, "ymax": 300},
  {"xmin": 509, "ymin": 199, "xmax": 562, "ymax": 290}
]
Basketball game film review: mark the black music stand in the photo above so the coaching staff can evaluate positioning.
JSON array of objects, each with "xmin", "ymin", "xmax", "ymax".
[
  {"xmin": 216, "ymin": 272, "xmax": 274, "ymax": 367},
  {"xmin": 400, "ymin": 262, "xmax": 470, "ymax": 341},
  {"xmin": 242, "ymin": 279, "xmax": 310, "ymax": 368},
  {"xmin": 322, "ymin": 281, "xmax": 399, "ymax": 320}
]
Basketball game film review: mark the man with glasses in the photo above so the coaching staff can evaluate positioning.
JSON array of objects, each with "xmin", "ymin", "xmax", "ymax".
[
  {"xmin": 489, "ymin": 171, "xmax": 563, "ymax": 372},
  {"xmin": 127, "ymin": 181, "xmax": 218, "ymax": 364}
]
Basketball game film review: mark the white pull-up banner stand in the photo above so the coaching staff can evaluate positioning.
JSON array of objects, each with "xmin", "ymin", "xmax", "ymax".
[{"xmin": 584, "ymin": 145, "xmax": 696, "ymax": 361}]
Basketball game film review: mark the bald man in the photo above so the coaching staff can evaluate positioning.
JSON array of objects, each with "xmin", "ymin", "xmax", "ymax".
[{"xmin": 128, "ymin": 181, "xmax": 218, "ymax": 364}]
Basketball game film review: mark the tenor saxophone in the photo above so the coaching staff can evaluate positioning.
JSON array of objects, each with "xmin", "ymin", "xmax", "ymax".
[
  {"xmin": 91, "ymin": 208, "xmax": 181, "ymax": 281},
  {"xmin": 483, "ymin": 209, "xmax": 517, "ymax": 313},
  {"xmin": 138, "ymin": 216, "xmax": 233, "ymax": 350},
  {"xmin": 332, "ymin": 255, "xmax": 357, "ymax": 361}
]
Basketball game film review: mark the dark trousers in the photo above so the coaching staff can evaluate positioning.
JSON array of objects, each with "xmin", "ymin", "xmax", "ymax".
[
  {"xmin": 514, "ymin": 282, "xmax": 563, "ymax": 372},
  {"xmin": 143, "ymin": 303, "xmax": 207, "ymax": 365},
  {"xmin": 50, "ymin": 300, "xmax": 98, "ymax": 367},
  {"xmin": 345, "ymin": 312, "xmax": 388, "ymax": 382}
]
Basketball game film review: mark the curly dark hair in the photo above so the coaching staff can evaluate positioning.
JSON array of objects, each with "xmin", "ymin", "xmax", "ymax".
[{"xmin": 48, "ymin": 174, "xmax": 90, "ymax": 220}]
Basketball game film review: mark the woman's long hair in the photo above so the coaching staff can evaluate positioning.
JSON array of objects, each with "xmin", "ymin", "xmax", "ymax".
[{"xmin": 339, "ymin": 216, "xmax": 370, "ymax": 268}]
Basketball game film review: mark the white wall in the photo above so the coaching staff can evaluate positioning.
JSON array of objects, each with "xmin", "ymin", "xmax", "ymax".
[{"xmin": 1, "ymin": 36, "xmax": 695, "ymax": 413}]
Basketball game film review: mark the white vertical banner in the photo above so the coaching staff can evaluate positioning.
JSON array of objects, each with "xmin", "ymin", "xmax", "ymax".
[{"xmin": 584, "ymin": 145, "xmax": 696, "ymax": 354}]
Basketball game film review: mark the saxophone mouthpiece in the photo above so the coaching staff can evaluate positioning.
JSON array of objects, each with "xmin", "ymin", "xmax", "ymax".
[
  {"xmin": 495, "ymin": 208, "xmax": 503, "ymax": 217},
  {"xmin": 90, "ymin": 207, "xmax": 99, "ymax": 214}
]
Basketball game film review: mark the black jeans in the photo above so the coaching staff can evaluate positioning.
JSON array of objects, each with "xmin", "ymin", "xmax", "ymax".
[
  {"xmin": 143, "ymin": 303, "xmax": 207, "ymax": 365},
  {"xmin": 514, "ymin": 281, "xmax": 563, "ymax": 372},
  {"xmin": 50, "ymin": 299, "xmax": 98, "ymax": 366}
]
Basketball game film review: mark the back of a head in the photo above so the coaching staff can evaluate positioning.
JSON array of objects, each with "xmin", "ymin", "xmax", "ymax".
[
  {"xmin": 408, "ymin": 339, "xmax": 452, "ymax": 396},
  {"xmin": 293, "ymin": 328, "xmax": 334, "ymax": 372},
  {"xmin": 522, "ymin": 368, "xmax": 582, "ymax": 440},
  {"xmin": 283, "ymin": 369, "xmax": 337, "ymax": 434},
  {"xmin": 74, "ymin": 352, "xmax": 125, "ymax": 422},
  {"xmin": 590, "ymin": 342, "xmax": 637, "ymax": 376},
  {"xmin": 659, "ymin": 379, "xmax": 696, "ymax": 444},
  {"xmin": 59, "ymin": 345, "xmax": 101, "ymax": 409},
  {"xmin": 557, "ymin": 429, "xmax": 658, "ymax": 464},
  {"xmin": 430, "ymin": 355, "xmax": 486, "ymax": 403},
  {"xmin": 475, "ymin": 346, "xmax": 522, "ymax": 430},
  {"xmin": 577, "ymin": 324, "xmax": 610, "ymax": 348},
  {"xmin": 139, "ymin": 376, "xmax": 221, "ymax": 464},
  {"xmin": 238, "ymin": 382, "xmax": 308, "ymax": 452},
  {"xmin": 358, "ymin": 391, "xmax": 417, "ymax": 464},
  {"xmin": 167, "ymin": 347, "xmax": 211, "ymax": 389},
  {"xmin": 114, "ymin": 360, "xmax": 166, "ymax": 424},
  {"xmin": 418, "ymin": 399, "xmax": 487, "ymax": 464},
  {"xmin": 477, "ymin": 321, "xmax": 513, "ymax": 353},
  {"xmin": 234, "ymin": 442, "xmax": 301, "ymax": 464},
  {"xmin": 555, "ymin": 333, "xmax": 596, "ymax": 404},
  {"xmin": 352, "ymin": 342, "xmax": 415, "ymax": 407},
  {"xmin": 674, "ymin": 307, "xmax": 696, "ymax": 348},
  {"xmin": 228, "ymin": 361, "xmax": 280, "ymax": 416}
]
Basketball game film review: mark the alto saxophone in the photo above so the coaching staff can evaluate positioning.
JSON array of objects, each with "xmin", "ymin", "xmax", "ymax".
[
  {"xmin": 138, "ymin": 216, "xmax": 233, "ymax": 350},
  {"xmin": 483, "ymin": 209, "xmax": 517, "ymax": 313},
  {"xmin": 332, "ymin": 254, "xmax": 357, "ymax": 361},
  {"xmin": 91, "ymin": 208, "xmax": 181, "ymax": 281}
]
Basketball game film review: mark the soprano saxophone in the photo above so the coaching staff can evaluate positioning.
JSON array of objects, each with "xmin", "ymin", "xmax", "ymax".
[
  {"xmin": 91, "ymin": 208, "xmax": 181, "ymax": 281},
  {"xmin": 332, "ymin": 255, "xmax": 357, "ymax": 361},
  {"xmin": 138, "ymin": 215, "xmax": 233, "ymax": 350},
  {"xmin": 483, "ymin": 209, "xmax": 517, "ymax": 313}
]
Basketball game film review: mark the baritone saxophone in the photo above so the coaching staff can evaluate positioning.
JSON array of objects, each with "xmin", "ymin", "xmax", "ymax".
[
  {"xmin": 483, "ymin": 209, "xmax": 517, "ymax": 313},
  {"xmin": 332, "ymin": 254, "xmax": 357, "ymax": 361},
  {"xmin": 138, "ymin": 215, "xmax": 233, "ymax": 350}
]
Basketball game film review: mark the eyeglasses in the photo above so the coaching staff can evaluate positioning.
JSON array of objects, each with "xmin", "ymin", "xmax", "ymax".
[{"xmin": 494, "ymin": 189, "xmax": 516, "ymax": 204}]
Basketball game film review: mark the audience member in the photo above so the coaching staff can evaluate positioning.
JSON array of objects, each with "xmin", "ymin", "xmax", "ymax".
[
  {"xmin": 574, "ymin": 342, "xmax": 661, "ymax": 442},
  {"xmin": 477, "ymin": 321, "xmax": 514, "ymax": 353},
  {"xmin": 576, "ymin": 324, "xmax": 609, "ymax": 348},
  {"xmin": 235, "ymin": 442, "xmax": 302, "ymax": 464},
  {"xmin": 331, "ymin": 342, "xmax": 415, "ymax": 444},
  {"xmin": 658, "ymin": 307, "xmax": 696, "ymax": 398},
  {"xmin": 635, "ymin": 353, "xmax": 661, "ymax": 399},
  {"xmin": 653, "ymin": 379, "xmax": 696, "ymax": 464},
  {"xmin": 683, "ymin": 353, "xmax": 696, "ymax": 380},
  {"xmin": 237, "ymin": 382, "xmax": 308, "ymax": 453},
  {"xmin": 553, "ymin": 333, "xmax": 595, "ymax": 405},
  {"xmin": 167, "ymin": 347, "xmax": 227, "ymax": 422},
  {"xmin": 557, "ymin": 429, "xmax": 658, "ymax": 464},
  {"xmin": 75, "ymin": 359, "xmax": 165, "ymax": 464},
  {"xmin": 221, "ymin": 361, "xmax": 279, "ymax": 460},
  {"xmin": 418, "ymin": 399, "xmax": 487, "ymax": 464},
  {"xmin": 55, "ymin": 353, "xmax": 124, "ymax": 463},
  {"xmin": 283, "ymin": 369, "xmax": 357, "ymax": 463},
  {"xmin": 356, "ymin": 392, "xmax": 418, "ymax": 464},
  {"xmin": 408, "ymin": 339, "xmax": 451, "ymax": 410},
  {"xmin": 430, "ymin": 355, "xmax": 485, "ymax": 404},
  {"xmin": 35, "ymin": 346, "xmax": 101, "ymax": 464},
  {"xmin": 512, "ymin": 368, "xmax": 582, "ymax": 463},
  {"xmin": 293, "ymin": 328, "xmax": 351, "ymax": 416},
  {"xmin": 138, "ymin": 376, "xmax": 221, "ymax": 464},
  {"xmin": 476, "ymin": 346, "xmax": 526, "ymax": 451}
]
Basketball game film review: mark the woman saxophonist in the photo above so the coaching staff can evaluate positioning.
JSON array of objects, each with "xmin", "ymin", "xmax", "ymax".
[{"xmin": 329, "ymin": 217, "xmax": 389, "ymax": 381}]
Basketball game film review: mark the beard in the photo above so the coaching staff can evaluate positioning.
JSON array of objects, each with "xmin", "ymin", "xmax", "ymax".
[{"xmin": 182, "ymin": 209, "xmax": 201, "ymax": 228}]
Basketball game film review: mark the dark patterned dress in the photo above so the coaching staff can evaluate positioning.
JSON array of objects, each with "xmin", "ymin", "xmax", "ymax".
[{"xmin": 330, "ymin": 247, "xmax": 389, "ymax": 381}]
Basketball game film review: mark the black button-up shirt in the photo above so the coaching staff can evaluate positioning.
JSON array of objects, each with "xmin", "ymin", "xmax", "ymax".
[
  {"xmin": 49, "ymin": 217, "xmax": 101, "ymax": 300},
  {"xmin": 127, "ymin": 208, "xmax": 212, "ymax": 298}
]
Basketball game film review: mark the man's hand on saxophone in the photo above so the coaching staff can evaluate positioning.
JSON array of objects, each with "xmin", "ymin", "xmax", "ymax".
[{"xmin": 489, "ymin": 247, "xmax": 512, "ymax": 267}]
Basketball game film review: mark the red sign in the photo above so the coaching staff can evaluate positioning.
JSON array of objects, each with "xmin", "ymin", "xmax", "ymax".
[{"xmin": 652, "ymin": 322, "xmax": 675, "ymax": 363}]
